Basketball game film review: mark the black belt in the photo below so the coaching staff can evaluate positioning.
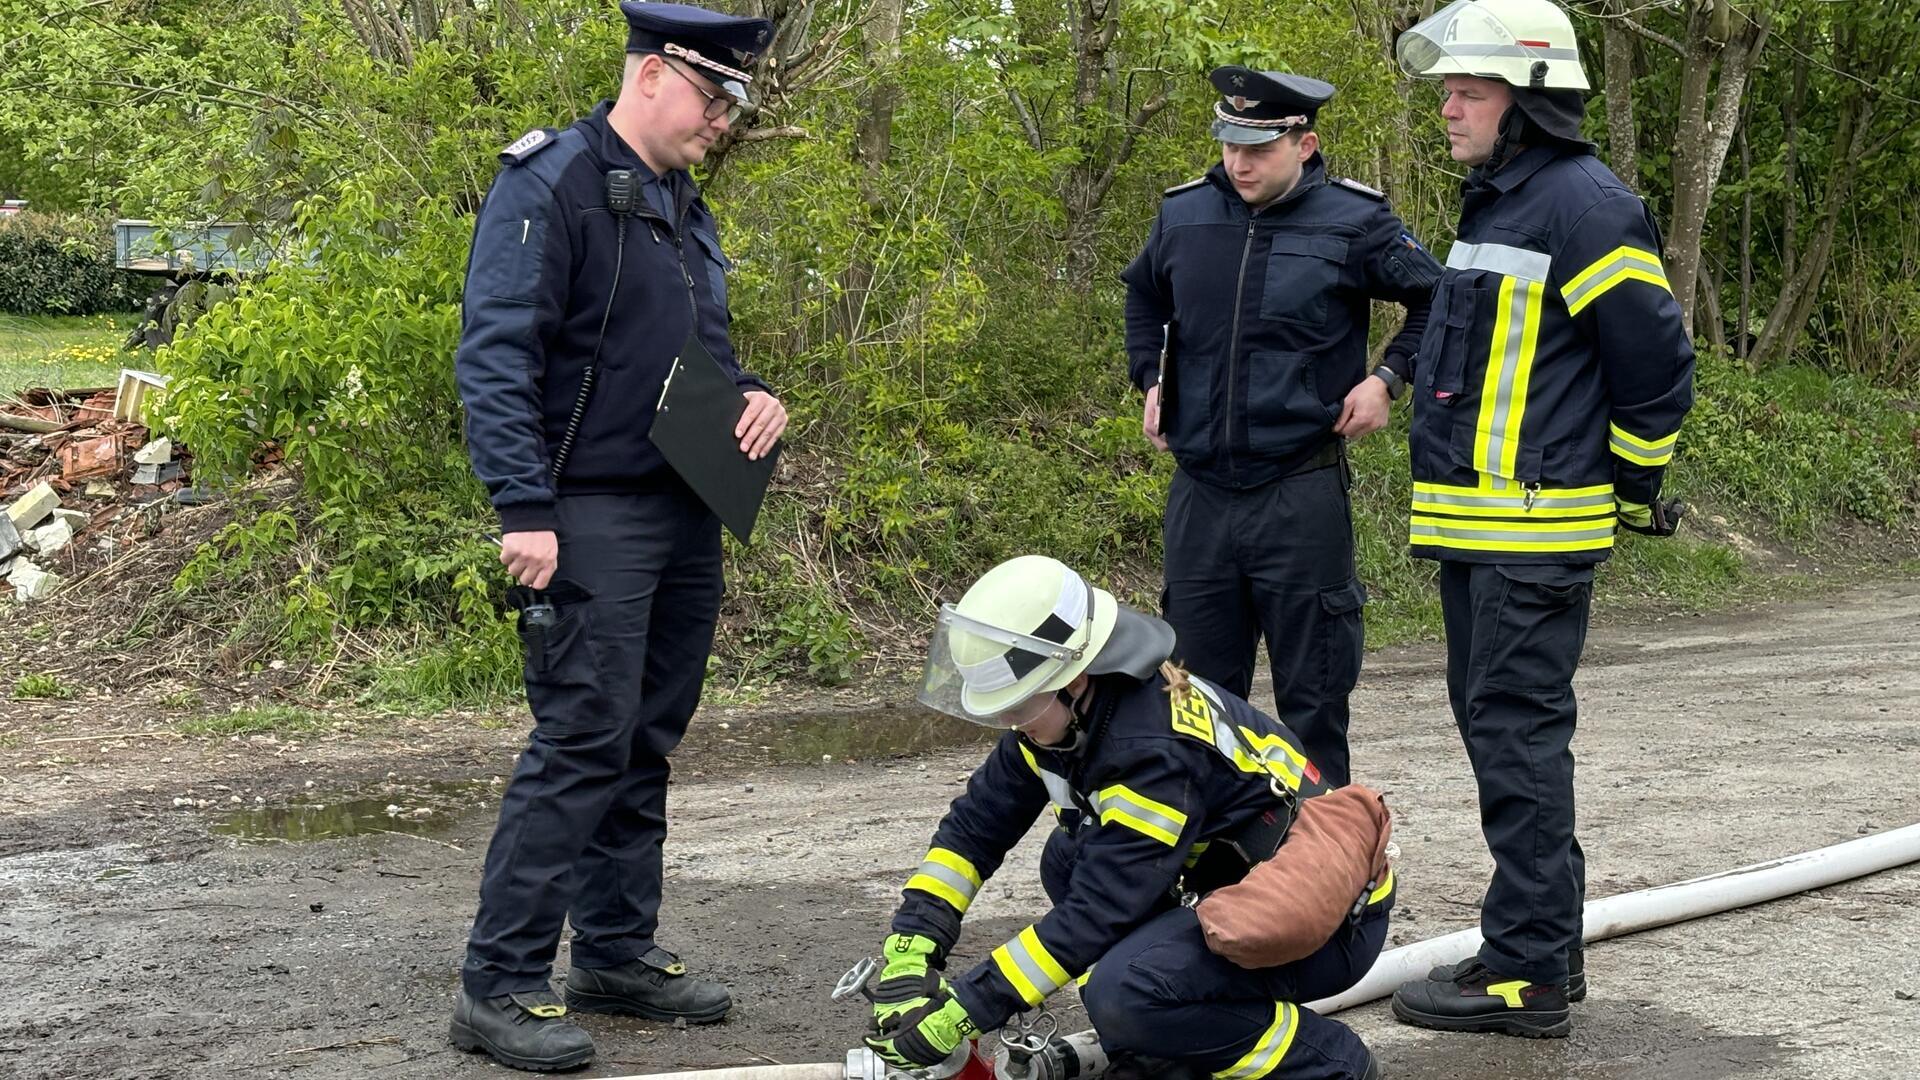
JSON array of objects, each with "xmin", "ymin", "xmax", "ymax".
[{"xmin": 1283, "ymin": 440, "xmax": 1344, "ymax": 479}]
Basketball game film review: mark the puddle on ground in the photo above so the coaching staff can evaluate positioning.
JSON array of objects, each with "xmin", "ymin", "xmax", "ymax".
[
  {"xmin": 706, "ymin": 705, "xmax": 999, "ymax": 765},
  {"xmin": 212, "ymin": 779, "xmax": 495, "ymax": 843}
]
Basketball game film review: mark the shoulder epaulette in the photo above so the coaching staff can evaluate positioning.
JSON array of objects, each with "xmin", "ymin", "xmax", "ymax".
[
  {"xmin": 1162, "ymin": 177, "xmax": 1208, "ymax": 197},
  {"xmin": 499, "ymin": 128, "xmax": 560, "ymax": 166},
  {"xmin": 1330, "ymin": 176, "xmax": 1386, "ymax": 201}
]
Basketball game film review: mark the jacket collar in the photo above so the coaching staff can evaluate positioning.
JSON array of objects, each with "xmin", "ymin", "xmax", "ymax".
[
  {"xmin": 1474, "ymin": 144, "xmax": 1562, "ymax": 194},
  {"xmin": 1205, "ymin": 152, "xmax": 1327, "ymax": 215}
]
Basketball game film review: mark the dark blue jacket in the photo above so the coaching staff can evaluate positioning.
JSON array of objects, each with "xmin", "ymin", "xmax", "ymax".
[
  {"xmin": 454, "ymin": 101, "xmax": 766, "ymax": 534},
  {"xmin": 1379, "ymin": 146, "xmax": 1695, "ymax": 565},
  {"xmin": 889, "ymin": 672, "xmax": 1392, "ymax": 1032},
  {"xmin": 1121, "ymin": 156, "xmax": 1440, "ymax": 488}
]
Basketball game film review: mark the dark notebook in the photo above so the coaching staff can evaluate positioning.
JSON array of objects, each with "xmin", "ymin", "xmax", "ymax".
[{"xmin": 651, "ymin": 335, "xmax": 781, "ymax": 543}]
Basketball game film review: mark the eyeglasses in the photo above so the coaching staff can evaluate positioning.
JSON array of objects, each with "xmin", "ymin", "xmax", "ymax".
[{"xmin": 665, "ymin": 59, "xmax": 747, "ymax": 126}]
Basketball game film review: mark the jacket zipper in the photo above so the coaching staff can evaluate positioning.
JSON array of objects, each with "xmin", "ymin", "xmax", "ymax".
[{"xmin": 1225, "ymin": 217, "xmax": 1256, "ymax": 476}]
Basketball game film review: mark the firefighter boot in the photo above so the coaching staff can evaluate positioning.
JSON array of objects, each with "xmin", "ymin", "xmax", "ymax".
[
  {"xmin": 1427, "ymin": 945, "xmax": 1584, "ymax": 1003},
  {"xmin": 449, "ymin": 989, "xmax": 595, "ymax": 1072},
  {"xmin": 562, "ymin": 946, "xmax": 731, "ymax": 1023},
  {"xmin": 1391, "ymin": 957, "xmax": 1570, "ymax": 1038}
]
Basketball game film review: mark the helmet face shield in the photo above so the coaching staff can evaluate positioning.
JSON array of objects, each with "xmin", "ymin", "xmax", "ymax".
[
  {"xmin": 1396, "ymin": 0, "xmax": 1590, "ymax": 90},
  {"xmin": 917, "ymin": 604, "xmax": 1086, "ymax": 727}
]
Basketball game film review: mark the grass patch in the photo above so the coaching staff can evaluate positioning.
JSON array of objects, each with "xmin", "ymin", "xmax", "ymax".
[
  {"xmin": 358, "ymin": 621, "xmax": 525, "ymax": 712},
  {"xmin": 176, "ymin": 705, "xmax": 333, "ymax": 737},
  {"xmin": 0, "ymin": 313, "xmax": 133, "ymax": 395},
  {"xmin": 0, "ymin": 734, "xmax": 20, "ymax": 750},
  {"xmin": 13, "ymin": 672, "xmax": 77, "ymax": 700}
]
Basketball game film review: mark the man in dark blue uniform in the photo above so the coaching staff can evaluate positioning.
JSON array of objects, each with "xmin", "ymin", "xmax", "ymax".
[
  {"xmin": 448, "ymin": 3, "xmax": 786, "ymax": 1070},
  {"xmin": 1122, "ymin": 68, "xmax": 1441, "ymax": 788},
  {"xmin": 1384, "ymin": 0, "xmax": 1694, "ymax": 1039}
]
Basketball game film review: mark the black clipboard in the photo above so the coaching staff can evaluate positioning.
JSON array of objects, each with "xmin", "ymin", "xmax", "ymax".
[{"xmin": 650, "ymin": 334, "xmax": 781, "ymax": 543}]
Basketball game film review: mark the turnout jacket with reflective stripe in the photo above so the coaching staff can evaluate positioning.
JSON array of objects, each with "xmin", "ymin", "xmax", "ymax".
[
  {"xmin": 891, "ymin": 673, "xmax": 1360, "ymax": 1032},
  {"xmin": 1377, "ymin": 145, "xmax": 1694, "ymax": 564}
]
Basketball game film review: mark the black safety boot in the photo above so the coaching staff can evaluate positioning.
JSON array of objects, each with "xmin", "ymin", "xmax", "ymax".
[
  {"xmin": 449, "ymin": 989, "xmax": 595, "ymax": 1071},
  {"xmin": 1392, "ymin": 957, "xmax": 1570, "ymax": 1038},
  {"xmin": 1427, "ymin": 946, "xmax": 1585, "ymax": 1004},
  {"xmin": 562, "ymin": 946, "xmax": 731, "ymax": 1023},
  {"xmin": 1360, "ymin": 1046, "xmax": 1381, "ymax": 1080}
]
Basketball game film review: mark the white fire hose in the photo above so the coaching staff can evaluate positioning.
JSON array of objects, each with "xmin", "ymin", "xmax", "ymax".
[
  {"xmin": 610, "ymin": 822, "xmax": 1920, "ymax": 1078},
  {"xmin": 1307, "ymin": 820, "xmax": 1920, "ymax": 1014}
]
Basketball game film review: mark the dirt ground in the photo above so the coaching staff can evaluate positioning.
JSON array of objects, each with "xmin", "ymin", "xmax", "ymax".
[{"xmin": 4, "ymin": 581, "xmax": 1920, "ymax": 1079}]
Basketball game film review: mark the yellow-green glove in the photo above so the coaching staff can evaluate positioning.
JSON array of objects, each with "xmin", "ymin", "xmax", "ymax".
[
  {"xmin": 871, "ymin": 933, "xmax": 943, "ymax": 1029},
  {"xmin": 865, "ymin": 989, "xmax": 979, "ymax": 1070},
  {"xmin": 1618, "ymin": 498, "xmax": 1684, "ymax": 537}
]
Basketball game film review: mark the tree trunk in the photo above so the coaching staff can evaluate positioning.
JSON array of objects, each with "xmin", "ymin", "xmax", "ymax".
[
  {"xmin": 1601, "ymin": 0, "xmax": 1640, "ymax": 192},
  {"xmin": 1664, "ymin": 0, "xmax": 1770, "ymax": 334},
  {"xmin": 1750, "ymin": 40, "xmax": 1878, "ymax": 368},
  {"xmin": 832, "ymin": 0, "xmax": 906, "ymax": 358}
]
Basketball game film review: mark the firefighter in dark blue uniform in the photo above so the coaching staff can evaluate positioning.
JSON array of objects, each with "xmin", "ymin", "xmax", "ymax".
[
  {"xmin": 1384, "ymin": 0, "xmax": 1694, "ymax": 1039},
  {"xmin": 860, "ymin": 556, "xmax": 1390, "ymax": 1080},
  {"xmin": 448, "ymin": 3, "xmax": 786, "ymax": 1070},
  {"xmin": 1122, "ymin": 68, "xmax": 1442, "ymax": 788}
]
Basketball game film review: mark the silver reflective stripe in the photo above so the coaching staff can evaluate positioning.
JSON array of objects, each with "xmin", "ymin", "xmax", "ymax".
[
  {"xmin": 1001, "ymin": 934, "xmax": 1067, "ymax": 998},
  {"xmin": 1479, "ymin": 278, "xmax": 1533, "ymax": 476},
  {"xmin": 1092, "ymin": 788, "xmax": 1186, "ymax": 841},
  {"xmin": 1439, "ymin": 43, "xmax": 1580, "ymax": 60},
  {"xmin": 1446, "ymin": 241, "xmax": 1551, "ymax": 283},
  {"xmin": 1036, "ymin": 766, "xmax": 1077, "ymax": 811},
  {"xmin": 1411, "ymin": 521, "xmax": 1616, "ymax": 544},
  {"xmin": 1191, "ymin": 679, "xmax": 1303, "ymax": 789},
  {"xmin": 911, "ymin": 860, "xmax": 978, "ymax": 906},
  {"xmin": 1415, "ymin": 488, "xmax": 1613, "ymax": 511},
  {"xmin": 1564, "ymin": 248, "xmax": 1667, "ymax": 313},
  {"xmin": 1216, "ymin": 1003, "xmax": 1298, "ymax": 1079}
]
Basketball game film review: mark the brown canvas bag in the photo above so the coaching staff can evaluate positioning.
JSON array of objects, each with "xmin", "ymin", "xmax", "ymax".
[{"xmin": 1195, "ymin": 784, "xmax": 1392, "ymax": 969}]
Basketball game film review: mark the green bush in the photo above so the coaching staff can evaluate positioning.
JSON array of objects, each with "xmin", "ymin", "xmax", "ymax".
[{"xmin": 0, "ymin": 212, "xmax": 146, "ymax": 316}]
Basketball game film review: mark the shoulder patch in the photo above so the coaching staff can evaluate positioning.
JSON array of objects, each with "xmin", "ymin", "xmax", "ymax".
[
  {"xmin": 1162, "ymin": 177, "xmax": 1208, "ymax": 198},
  {"xmin": 1331, "ymin": 176, "xmax": 1386, "ymax": 201},
  {"xmin": 499, "ymin": 128, "xmax": 558, "ymax": 165}
]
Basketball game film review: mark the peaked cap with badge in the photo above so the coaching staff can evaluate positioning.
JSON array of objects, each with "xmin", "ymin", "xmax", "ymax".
[
  {"xmin": 1208, "ymin": 66, "xmax": 1336, "ymax": 145},
  {"xmin": 620, "ymin": 1, "xmax": 773, "ymax": 107}
]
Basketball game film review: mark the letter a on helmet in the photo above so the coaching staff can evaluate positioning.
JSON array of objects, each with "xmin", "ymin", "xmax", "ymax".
[{"xmin": 1397, "ymin": 0, "xmax": 1591, "ymax": 91}]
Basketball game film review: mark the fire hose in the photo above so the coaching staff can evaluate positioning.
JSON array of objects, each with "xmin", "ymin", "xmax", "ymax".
[{"xmin": 612, "ymin": 822, "xmax": 1920, "ymax": 1078}]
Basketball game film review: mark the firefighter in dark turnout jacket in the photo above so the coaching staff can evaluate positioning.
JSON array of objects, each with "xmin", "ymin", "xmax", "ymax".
[
  {"xmin": 1122, "ymin": 67, "xmax": 1442, "ymax": 789},
  {"xmin": 448, "ymin": 4, "xmax": 787, "ymax": 1071},
  {"xmin": 862, "ymin": 556, "xmax": 1391, "ymax": 1080},
  {"xmin": 1383, "ymin": 0, "xmax": 1694, "ymax": 1039}
]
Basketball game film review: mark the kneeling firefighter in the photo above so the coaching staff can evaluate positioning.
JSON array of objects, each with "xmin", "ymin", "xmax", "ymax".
[{"xmin": 863, "ymin": 556, "xmax": 1392, "ymax": 1080}]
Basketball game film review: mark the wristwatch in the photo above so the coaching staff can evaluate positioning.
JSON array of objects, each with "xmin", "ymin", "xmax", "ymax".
[{"xmin": 1372, "ymin": 366, "xmax": 1408, "ymax": 401}]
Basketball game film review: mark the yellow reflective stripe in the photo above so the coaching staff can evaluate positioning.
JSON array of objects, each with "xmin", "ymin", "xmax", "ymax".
[
  {"xmin": 1074, "ymin": 963, "xmax": 1095, "ymax": 988},
  {"xmin": 904, "ymin": 847, "xmax": 983, "ymax": 914},
  {"xmin": 1368, "ymin": 866, "xmax": 1395, "ymax": 904},
  {"xmin": 1018, "ymin": 742, "xmax": 1078, "ymax": 810},
  {"xmin": 991, "ymin": 925, "xmax": 1072, "ymax": 1007},
  {"xmin": 1609, "ymin": 421, "xmax": 1678, "ymax": 466},
  {"xmin": 1183, "ymin": 840, "xmax": 1212, "ymax": 868},
  {"xmin": 1213, "ymin": 1002, "xmax": 1300, "ymax": 1080},
  {"xmin": 1473, "ymin": 276, "xmax": 1544, "ymax": 479},
  {"xmin": 1563, "ymin": 245, "xmax": 1671, "ymax": 316},
  {"xmin": 1486, "ymin": 980, "xmax": 1530, "ymax": 1008},
  {"xmin": 1092, "ymin": 784, "xmax": 1188, "ymax": 847},
  {"xmin": 1239, "ymin": 730, "xmax": 1307, "ymax": 793},
  {"xmin": 1410, "ymin": 514, "xmax": 1616, "ymax": 553}
]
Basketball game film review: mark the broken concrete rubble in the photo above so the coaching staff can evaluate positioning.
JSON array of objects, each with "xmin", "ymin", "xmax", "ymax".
[
  {"xmin": 0, "ymin": 512, "xmax": 19, "ymax": 563},
  {"xmin": 133, "ymin": 437, "xmax": 172, "ymax": 465},
  {"xmin": 24, "ymin": 517, "xmax": 74, "ymax": 556},
  {"xmin": 50, "ymin": 508, "xmax": 88, "ymax": 532},
  {"xmin": 5, "ymin": 556, "xmax": 60, "ymax": 601},
  {"xmin": 5, "ymin": 481, "xmax": 59, "ymax": 530}
]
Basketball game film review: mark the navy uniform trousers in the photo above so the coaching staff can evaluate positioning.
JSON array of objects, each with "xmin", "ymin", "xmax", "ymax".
[
  {"xmin": 1042, "ymin": 830, "xmax": 1384, "ymax": 1079},
  {"xmin": 463, "ymin": 488, "xmax": 723, "ymax": 999},
  {"xmin": 1163, "ymin": 460, "xmax": 1368, "ymax": 788},
  {"xmin": 1438, "ymin": 561, "xmax": 1590, "ymax": 987}
]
